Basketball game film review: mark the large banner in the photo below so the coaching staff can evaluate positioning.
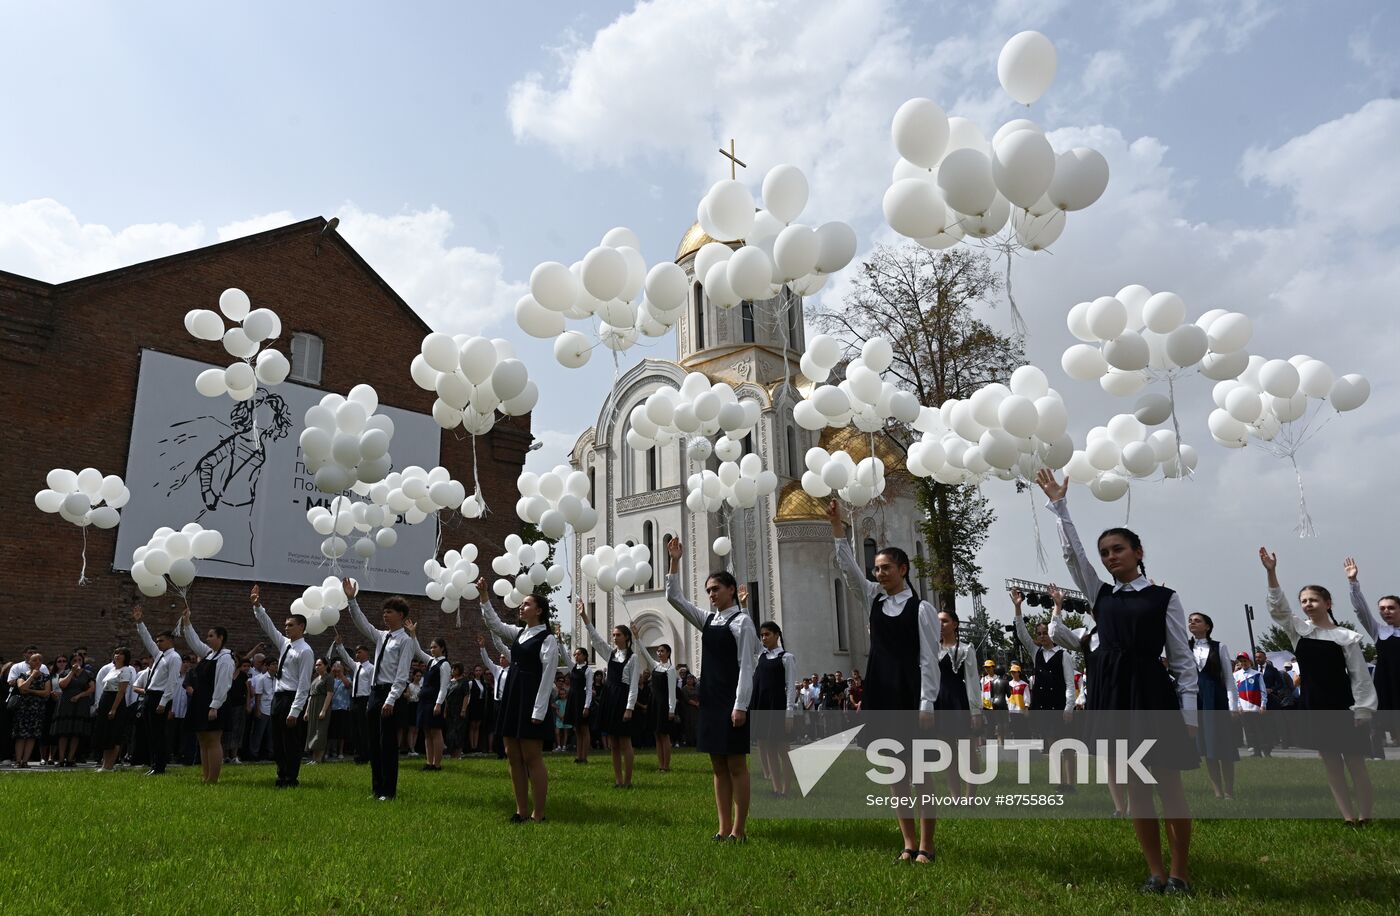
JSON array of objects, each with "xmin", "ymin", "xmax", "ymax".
[{"xmin": 113, "ymin": 349, "xmax": 440, "ymax": 594}]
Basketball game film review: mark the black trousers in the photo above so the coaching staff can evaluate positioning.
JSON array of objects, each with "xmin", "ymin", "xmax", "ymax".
[
  {"xmin": 141, "ymin": 691, "xmax": 168, "ymax": 773},
  {"xmin": 271, "ymin": 691, "xmax": 307, "ymax": 785},
  {"xmin": 351, "ymin": 696, "xmax": 370, "ymax": 763},
  {"xmin": 368, "ymin": 685, "xmax": 407, "ymax": 798}
]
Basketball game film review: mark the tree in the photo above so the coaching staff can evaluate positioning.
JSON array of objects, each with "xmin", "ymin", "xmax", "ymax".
[{"xmin": 815, "ymin": 245, "xmax": 1025, "ymax": 611}]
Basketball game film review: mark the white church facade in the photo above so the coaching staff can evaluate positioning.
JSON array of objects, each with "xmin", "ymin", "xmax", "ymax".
[{"xmin": 568, "ymin": 222, "xmax": 933, "ymax": 678}]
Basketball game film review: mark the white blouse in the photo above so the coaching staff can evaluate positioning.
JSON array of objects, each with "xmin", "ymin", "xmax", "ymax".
[
  {"xmin": 1015, "ymin": 615, "xmax": 1076, "ymax": 711},
  {"xmin": 481, "ymin": 595, "xmax": 560, "ymax": 723},
  {"xmin": 1350, "ymin": 580, "xmax": 1399, "ymax": 642},
  {"xmin": 582, "ymin": 620, "xmax": 647, "ymax": 712},
  {"xmin": 1266, "ymin": 585, "xmax": 1378, "ymax": 720},
  {"xmin": 757, "ymin": 647, "xmax": 799, "ymax": 715}
]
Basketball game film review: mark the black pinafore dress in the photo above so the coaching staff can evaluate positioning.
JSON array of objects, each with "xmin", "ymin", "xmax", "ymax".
[
  {"xmin": 1295, "ymin": 634, "xmax": 1369, "ymax": 756},
  {"xmin": 698, "ymin": 610, "xmax": 749, "ymax": 755},
  {"xmin": 189, "ymin": 650, "xmax": 230, "ymax": 733},
  {"xmin": 499, "ymin": 628, "xmax": 550, "ymax": 741},
  {"xmin": 934, "ymin": 644, "xmax": 972, "ymax": 739},
  {"xmin": 565, "ymin": 664, "xmax": 589, "ymax": 728}
]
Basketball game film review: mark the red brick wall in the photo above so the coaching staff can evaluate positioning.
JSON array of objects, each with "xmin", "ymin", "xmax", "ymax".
[{"xmin": 0, "ymin": 221, "xmax": 529, "ymax": 667}]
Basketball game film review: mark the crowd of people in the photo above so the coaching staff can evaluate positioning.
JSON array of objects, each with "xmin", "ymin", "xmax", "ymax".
[{"xmin": 4, "ymin": 475, "xmax": 1396, "ymax": 896}]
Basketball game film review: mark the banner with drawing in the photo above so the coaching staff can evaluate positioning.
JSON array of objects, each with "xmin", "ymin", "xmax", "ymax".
[{"xmin": 112, "ymin": 349, "xmax": 439, "ymax": 594}]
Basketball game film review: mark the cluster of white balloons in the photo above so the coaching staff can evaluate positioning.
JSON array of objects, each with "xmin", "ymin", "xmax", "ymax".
[
  {"xmin": 799, "ymin": 448, "xmax": 888, "ymax": 507},
  {"xmin": 129, "ymin": 523, "xmax": 224, "ymax": 596},
  {"xmin": 526, "ymin": 227, "xmax": 680, "ymax": 368},
  {"xmin": 188, "ymin": 288, "xmax": 290, "ymax": 400},
  {"xmin": 684, "ymin": 454, "xmax": 780, "ymax": 514},
  {"xmin": 292, "ymin": 577, "xmax": 351, "ymax": 637},
  {"xmin": 628, "ymin": 373, "xmax": 762, "ymax": 453},
  {"xmin": 411, "ymin": 333, "xmax": 538, "ymax": 436},
  {"xmin": 883, "ymin": 34, "xmax": 1107, "ymax": 254},
  {"xmin": 579, "ymin": 543, "xmax": 654, "ymax": 593},
  {"xmin": 35, "ymin": 468, "xmax": 128, "ymax": 529},
  {"xmin": 795, "ymin": 335, "xmax": 923, "ymax": 433},
  {"xmin": 1208, "ymin": 355, "xmax": 1370, "ymax": 449},
  {"xmin": 905, "ymin": 366, "xmax": 1074, "ymax": 485},
  {"xmin": 1060, "ymin": 416, "xmax": 1200, "ymax": 502},
  {"xmin": 357, "ymin": 465, "xmax": 468, "ymax": 522},
  {"xmin": 306, "ymin": 495, "xmax": 398, "ymax": 562},
  {"xmin": 1062, "ymin": 287, "xmax": 1254, "ymax": 396},
  {"xmin": 489, "ymin": 535, "xmax": 566, "ymax": 608},
  {"xmin": 691, "ymin": 164, "xmax": 858, "ymax": 308},
  {"xmin": 424, "ymin": 544, "xmax": 481, "ymax": 613},
  {"xmin": 300, "ymin": 385, "xmax": 395, "ymax": 494},
  {"xmin": 515, "ymin": 466, "xmax": 598, "ymax": 539}
]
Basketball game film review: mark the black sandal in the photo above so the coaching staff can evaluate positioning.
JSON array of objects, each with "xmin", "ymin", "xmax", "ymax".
[
  {"xmin": 509, "ymin": 813, "xmax": 526, "ymax": 823},
  {"xmin": 712, "ymin": 833, "xmax": 728, "ymax": 842},
  {"xmin": 914, "ymin": 849, "xmax": 935, "ymax": 864},
  {"xmin": 896, "ymin": 848, "xmax": 916, "ymax": 863}
]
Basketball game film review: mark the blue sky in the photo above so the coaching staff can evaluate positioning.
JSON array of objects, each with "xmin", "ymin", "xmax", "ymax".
[{"xmin": 5, "ymin": 0, "xmax": 1399, "ymax": 652}]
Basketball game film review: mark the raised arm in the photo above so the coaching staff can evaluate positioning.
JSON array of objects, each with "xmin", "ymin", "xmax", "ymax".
[
  {"xmin": 1260, "ymin": 548, "xmax": 1301, "ymax": 644},
  {"xmin": 1163, "ymin": 592, "xmax": 1198, "ymax": 728},
  {"xmin": 664, "ymin": 538, "xmax": 711, "ymax": 630},
  {"xmin": 403, "ymin": 620, "xmax": 433, "ymax": 665},
  {"xmin": 477, "ymin": 580, "xmax": 522, "ymax": 642},
  {"xmin": 490, "ymin": 628, "xmax": 512, "ymax": 664},
  {"xmin": 1011, "ymin": 591, "xmax": 1037, "ymax": 655},
  {"xmin": 342, "ymin": 579, "xmax": 385, "ymax": 643},
  {"xmin": 133, "ymin": 612, "xmax": 159, "ymax": 659},
  {"xmin": 250, "ymin": 586, "xmax": 290, "ymax": 652},
  {"xmin": 1344, "ymin": 558, "xmax": 1381, "ymax": 641},
  {"xmin": 333, "ymin": 642, "xmax": 356, "ymax": 672},
  {"xmin": 829, "ymin": 500, "xmax": 880, "ymax": 602},
  {"xmin": 1036, "ymin": 471, "xmax": 1106, "ymax": 598},
  {"xmin": 479, "ymin": 643, "xmax": 502, "ymax": 680},
  {"xmin": 177, "ymin": 609, "xmax": 212, "ymax": 657}
]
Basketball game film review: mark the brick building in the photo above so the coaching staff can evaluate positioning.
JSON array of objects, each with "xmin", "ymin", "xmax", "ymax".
[{"xmin": 0, "ymin": 217, "xmax": 529, "ymax": 663}]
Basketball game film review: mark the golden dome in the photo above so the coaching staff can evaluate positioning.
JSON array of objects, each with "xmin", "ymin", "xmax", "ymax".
[
  {"xmin": 817, "ymin": 426, "xmax": 906, "ymax": 473},
  {"xmin": 676, "ymin": 222, "xmax": 719, "ymax": 262},
  {"xmin": 775, "ymin": 481, "xmax": 829, "ymax": 522}
]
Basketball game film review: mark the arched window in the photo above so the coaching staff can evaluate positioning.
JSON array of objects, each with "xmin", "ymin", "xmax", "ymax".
[
  {"xmin": 641, "ymin": 522, "xmax": 655, "ymax": 590},
  {"xmin": 742, "ymin": 432, "xmax": 754, "ymax": 456},
  {"xmin": 834, "ymin": 579, "xmax": 848, "ymax": 651},
  {"xmin": 786, "ymin": 426, "xmax": 800, "ymax": 477},
  {"xmin": 646, "ymin": 446, "xmax": 660, "ymax": 491},
  {"xmin": 863, "ymin": 538, "xmax": 878, "ymax": 582},
  {"xmin": 741, "ymin": 300, "xmax": 756, "ymax": 343},
  {"xmin": 694, "ymin": 282, "xmax": 706, "ymax": 351}
]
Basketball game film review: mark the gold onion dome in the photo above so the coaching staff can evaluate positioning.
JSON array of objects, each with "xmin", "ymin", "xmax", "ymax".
[
  {"xmin": 775, "ymin": 428, "xmax": 908, "ymax": 523},
  {"xmin": 775, "ymin": 481, "xmax": 828, "ymax": 522},
  {"xmin": 676, "ymin": 221, "xmax": 720, "ymax": 262}
]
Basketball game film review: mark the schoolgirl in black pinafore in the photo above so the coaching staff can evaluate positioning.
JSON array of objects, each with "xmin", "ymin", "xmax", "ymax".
[
  {"xmin": 600, "ymin": 650, "xmax": 640, "ymax": 740},
  {"xmin": 752, "ymin": 648, "xmax": 792, "ymax": 742},
  {"xmin": 863, "ymin": 591, "xmax": 923, "ymax": 711},
  {"xmin": 1294, "ymin": 637, "xmax": 1370, "ymax": 756},
  {"xmin": 649, "ymin": 665, "xmax": 676, "ymax": 739},
  {"xmin": 418, "ymin": 658, "xmax": 449, "ymax": 732},
  {"xmin": 933, "ymin": 642, "xmax": 973, "ymax": 739},
  {"xmin": 1192, "ymin": 638, "xmax": 1238, "ymax": 763},
  {"xmin": 188, "ymin": 648, "xmax": 232, "ymax": 733},
  {"xmin": 1084, "ymin": 583, "xmax": 1198, "ymax": 771},
  {"xmin": 698, "ymin": 610, "xmax": 750, "ymax": 755},
  {"xmin": 499, "ymin": 628, "xmax": 551, "ymax": 742},
  {"xmin": 565, "ymin": 662, "xmax": 591, "ymax": 729}
]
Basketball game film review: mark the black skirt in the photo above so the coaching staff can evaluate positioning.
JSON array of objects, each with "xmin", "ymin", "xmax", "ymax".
[{"xmin": 93, "ymin": 692, "xmax": 127, "ymax": 750}]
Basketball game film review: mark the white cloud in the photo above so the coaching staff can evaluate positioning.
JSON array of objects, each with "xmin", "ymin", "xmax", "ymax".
[
  {"xmin": 1240, "ymin": 98, "xmax": 1400, "ymax": 235},
  {"xmin": 0, "ymin": 198, "xmax": 523, "ymax": 335},
  {"xmin": 0, "ymin": 198, "xmax": 206, "ymax": 283},
  {"xmin": 330, "ymin": 203, "xmax": 524, "ymax": 335},
  {"xmin": 1157, "ymin": 0, "xmax": 1276, "ymax": 88}
]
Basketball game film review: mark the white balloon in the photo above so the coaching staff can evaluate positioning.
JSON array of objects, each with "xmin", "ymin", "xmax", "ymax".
[
  {"xmin": 1100, "ymin": 368, "xmax": 1147, "ymax": 397},
  {"xmin": 1010, "ymin": 207, "xmax": 1064, "ymax": 251},
  {"xmin": 773, "ymin": 225, "xmax": 820, "ymax": 280},
  {"xmin": 1065, "ymin": 302, "xmax": 1096, "ymax": 343},
  {"xmin": 892, "ymin": 98, "xmax": 950, "ymax": 168},
  {"xmin": 997, "ymin": 31, "xmax": 1057, "ymax": 104},
  {"xmin": 1142, "ymin": 292, "xmax": 1185, "ymax": 334},
  {"xmin": 762, "ymin": 164, "xmax": 810, "ymax": 223},
  {"xmin": 645, "ymin": 262, "xmax": 688, "ymax": 312},
  {"xmin": 218, "ymin": 288, "xmax": 251, "ymax": 321},
  {"xmin": 1104, "ymin": 331, "xmax": 1150, "ymax": 372},
  {"xmin": 1089, "ymin": 473, "xmax": 1129, "ymax": 502},
  {"xmin": 961, "ymin": 193, "xmax": 1010, "ymax": 238},
  {"xmin": 222, "ymin": 327, "xmax": 258, "ymax": 359},
  {"xmin": 1200, "ymin": 349, "xmax": 1249, "ymax": 382},
  {"xmin": 254, "ymin": 349, "xmax": 290, "ymax": 385},
  {"xmin": 1047, "ymin": 148, "xmax": 1109, "ymax": 212},
  {"xmin": 530, "ymin": 261, "xmax": 579, "ymax": 312},
  {"xmin": 1225, "ymin": 386, "xmax": 1264, "ymax": 424},
  {"xmin": 1296, "ymin": 360, "xmax": 1334, "ymax": 398},
  {"xmin": 883, "ymin": 179, "xmax": 945, "ymax": 239},
  {"xmin": 1059, "ymin": 344, "xmax": 1105, "ymax": 382},
  {"xmin": 1087, "ymin": 296, "xmax": 1127, "ymax": 341},
  {"xmin": 515, "ymin": 294, "xmax": 566, "ymax": 339},
  {"xmin": 1329, "ymin": 374, "xmax": 1370, "ymax": 412},
  {"xmin": 553, "ymin": 331, "xmax": 592, "ymax": 369},
  {"xmin": 813, "ymin": 222, "xmax": 858, "ymax": 274},
  {"xmin": 1259, "ymin": 359, "xmax": 1301, "ymax": 399},
  {"xmin": 1009, "ymin": 365, "xmax": 1049, "ymax": 399},
  {"xmin": 1207, "ymin": 313, "xmax": 1253, "ymax": 355},
  {"xmin": 726, "ymin": 245, "xmax": 775, "ymax": 300},
  {"xmin": 1133, "ymin": 393, "xmax": 1173, "ymax": 426},
  {"xmin": 706, "ymin": 179, "xmax": 756, "ymax": 241},
  {"xmin": 712, "ymin": 536, "xmax": 732, "ymax": 557},
  {"xmin": 195, "ymin": 368, "xmax": 228, "ymax": 398},
  {"xmin": 1165, "ymin": 324, "xmax": 1209, "ymax": 368},
  {"xmin": 992, "ymin": 129, "xmax": 1056, "ymax": 209},
  {"xmin": 937, "ymin": 148, "xmax": 996, "ymax": 216}
]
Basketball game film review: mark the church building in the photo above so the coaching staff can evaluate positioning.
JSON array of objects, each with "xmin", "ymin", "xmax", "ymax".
[{"xmin": 569, "ymin": 222, "xmax": 931, "ymax": 678}]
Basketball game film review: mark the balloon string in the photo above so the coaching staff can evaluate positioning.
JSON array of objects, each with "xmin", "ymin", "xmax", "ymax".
[
  {"xmin": 470, "ymin": 434, "xmax": 487, "ymax": 518},
  {"xmin": 1166, "ymin": 374, "xmax": 1190, "ymax": 479},
  {"xmin": 77, "ymin": 525, "xmax": 89, "ymax": 586},
  {"xmin": 1028, "ymin": 484, "xmax": 1049, "ymax": 574},
  {"xmin": 1124, "ymin": 484, "xmax": 1132, "ymax": 527},
  {"xmin": 1290, "ymin": 455, "xmax": 1316, "ymax": 539},
  {"xmin": 1002, "ymin": 245, "xmax": 1027, "ymax": 337}
]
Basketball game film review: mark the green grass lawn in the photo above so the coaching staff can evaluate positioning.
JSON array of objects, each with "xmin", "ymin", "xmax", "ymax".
[{"xmin": 2, "ymin": 751, "xmax": 1398, "ymax": 914}]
